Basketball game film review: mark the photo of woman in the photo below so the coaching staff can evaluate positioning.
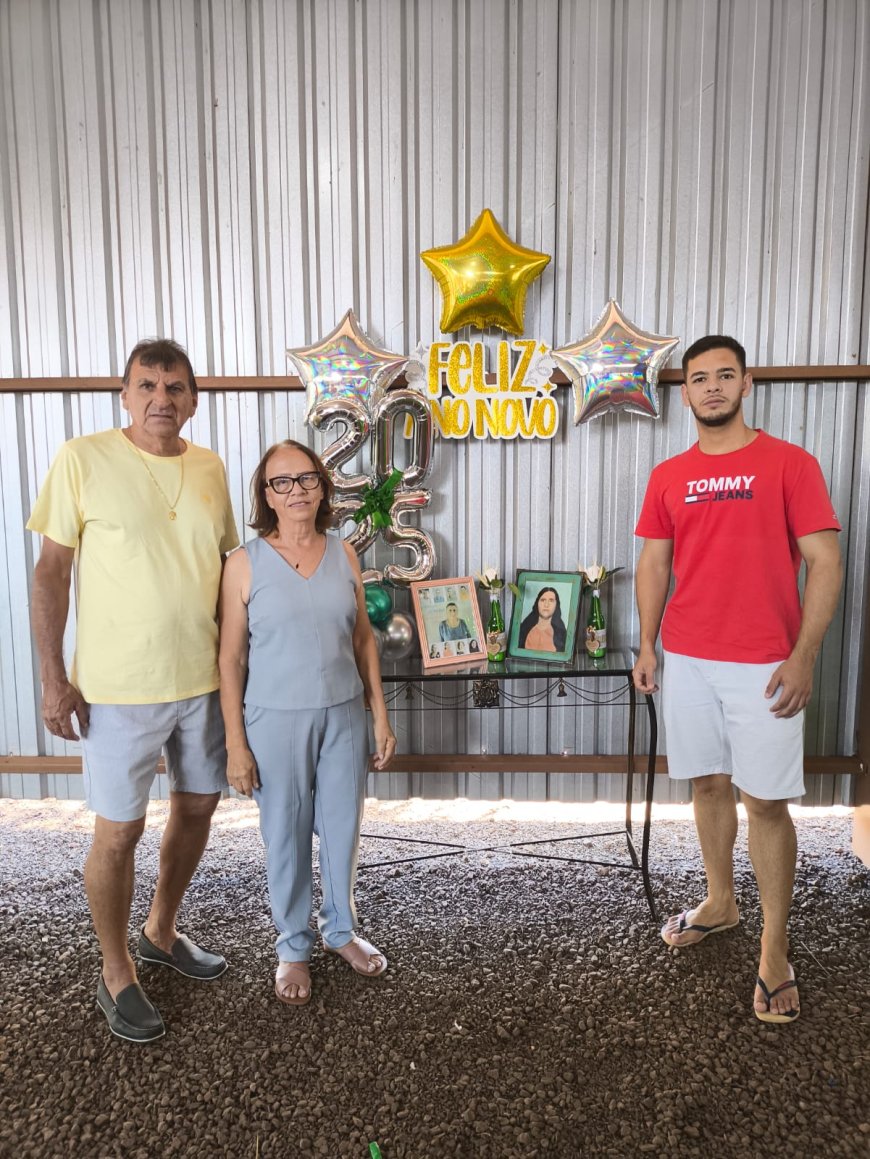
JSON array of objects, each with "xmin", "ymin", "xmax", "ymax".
[
  {"xmin": 517, "ymin": 587, "xmax": 567, "ymax": 653},
  {"xmin": 507, "ymin": 571, "xmax": 583, "ymax": 664}
]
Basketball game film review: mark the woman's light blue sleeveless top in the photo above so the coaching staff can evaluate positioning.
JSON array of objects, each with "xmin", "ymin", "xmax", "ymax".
[{"xmin": 244, "ymin": 534, "xmax": 364, "ymax": 710}]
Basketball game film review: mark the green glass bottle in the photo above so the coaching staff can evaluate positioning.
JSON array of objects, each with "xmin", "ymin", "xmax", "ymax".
[
  {"xmin": 486, "ymin": 592, "xmax": 506, "ymax": 662},
  {"xmin": 585, "ymin": 587, "xmax": 606, "ymax": 659}
]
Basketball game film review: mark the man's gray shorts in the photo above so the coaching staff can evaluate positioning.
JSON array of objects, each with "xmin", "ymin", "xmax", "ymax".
[{"xmin": 81, "ymin": 691, "xmax": 227, "ymax": 822}]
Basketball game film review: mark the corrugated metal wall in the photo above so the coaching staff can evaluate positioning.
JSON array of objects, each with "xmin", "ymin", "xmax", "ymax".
[{"xmin": 1, "ymin": 0, "xmax": 868, "ymax": 805}]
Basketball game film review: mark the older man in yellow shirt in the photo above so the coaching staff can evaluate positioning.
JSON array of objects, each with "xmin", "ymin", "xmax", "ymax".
[{"xmin": 27, "ymin": 338, "xmax": 239, "ymax": 1044}]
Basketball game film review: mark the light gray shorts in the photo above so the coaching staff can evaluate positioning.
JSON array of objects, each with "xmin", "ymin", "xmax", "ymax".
[
  {"xmin": 662, "ymin": 650, "xmax": 805, "ymax": 801},
  {"xmin": 81, "ymin": 690, "xmax": 227, "ymax": 822}
]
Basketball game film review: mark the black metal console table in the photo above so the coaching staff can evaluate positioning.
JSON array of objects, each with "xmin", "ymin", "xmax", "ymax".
[{"xmin": 363, "ymin": 648, "xmax": 658, "ymax": 919}]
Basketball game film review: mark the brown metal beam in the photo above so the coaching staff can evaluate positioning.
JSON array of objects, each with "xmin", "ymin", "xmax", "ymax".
[
  {"xmin": 382, "ymin": 755, "xmax": 860, "ymax": 776},
  {"xmin": 1, "ymin": 366, "xmax": 868, "ymax": 393},
  {"xmin": 375, "ymin": 755, "xmax": 670, "ymax": 775},
  {"xmin": 0, "ymin": 375, "xmax": 301, "ymax": 393},
  {"xmin": 1, "ymin": 754, "xmax": 861, "ymax": 777}
]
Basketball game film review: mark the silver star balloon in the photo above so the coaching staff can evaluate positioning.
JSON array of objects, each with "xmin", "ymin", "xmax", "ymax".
[
  {"xmin": 289, "ymin": 309, "xmax": 409, "ymax": 424},
  {"xmin": 552, "ymin": 300, "xmax": 679, "ymax": 424}
]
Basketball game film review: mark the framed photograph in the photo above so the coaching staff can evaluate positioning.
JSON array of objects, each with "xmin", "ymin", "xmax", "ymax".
[
  {"xmin": 411, "ymin": 577, "xmax": 486, "ymax": 669},
  {"xmin": 507, "ymin": 570, "xmax": 583, "ymax": 664}
]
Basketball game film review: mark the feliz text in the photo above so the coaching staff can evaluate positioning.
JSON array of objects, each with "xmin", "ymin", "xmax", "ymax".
[{"xmin": 424, "ymin": 341, "xmax": 558, "ymax": 440}]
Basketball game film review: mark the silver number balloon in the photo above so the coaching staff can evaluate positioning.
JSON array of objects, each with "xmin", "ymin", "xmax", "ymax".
[
  {"xmin": 309, "ymin": 396, "xmax": 372, "ymax": 493},
  {"xmin": 312, "ymin": 396, "xmax": 375, "ymax": 556},
  {"xmin": 382, "ymin": 488, "xmax": 437, "ymax": 586},
  {"xmin": 329, "ymin": 497, "xmax": 378, "ymax": 557},
  {"xmin": 370, "ymin": 389, "xmax": 433, "ymax": 489},
  {"xmin": 312, "ymin": 387, "xmax": 435, "ymax": 581},
  {"xmin": 380, "ymin": 612, "xmax": 417, "ymax": 661}
]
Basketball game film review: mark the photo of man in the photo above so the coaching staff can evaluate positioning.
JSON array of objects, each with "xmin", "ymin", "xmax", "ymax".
[{"xmin": 438, "ymin": 602, "xmax": 472, "ymax": 642}]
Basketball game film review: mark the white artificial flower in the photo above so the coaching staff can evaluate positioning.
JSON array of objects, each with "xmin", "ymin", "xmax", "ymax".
[{"xmin": 581, "ymin": 563, "xmax": 604, "ymax": 583}]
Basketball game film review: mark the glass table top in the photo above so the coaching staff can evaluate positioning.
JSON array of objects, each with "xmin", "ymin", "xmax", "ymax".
[{"xmin": 380, "ymin": 648, "xmax": 637, "ymax": 683}]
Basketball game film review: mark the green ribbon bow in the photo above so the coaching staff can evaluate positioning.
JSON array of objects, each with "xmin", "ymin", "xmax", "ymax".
[{"xmin": 353, "ymin": 469, "xmax": 403, "ymax": 528}]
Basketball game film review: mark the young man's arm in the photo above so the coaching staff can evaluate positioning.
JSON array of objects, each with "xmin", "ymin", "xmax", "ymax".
[
  {"xmin": 632, "ymin": 537, "xmax": 674, "ymax": 694},
  {"xmin": 765, "ymin": 529, "xmax": 842, "ymax": 718},
  {"xmin": 31, "ymin": 537, "xmax": 90, "ymax": 740}
]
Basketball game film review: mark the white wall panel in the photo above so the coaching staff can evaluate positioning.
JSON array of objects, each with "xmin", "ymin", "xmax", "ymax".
[{"xmin": 0, "ymin": 0, "xmax": 868, "ymax": 806}]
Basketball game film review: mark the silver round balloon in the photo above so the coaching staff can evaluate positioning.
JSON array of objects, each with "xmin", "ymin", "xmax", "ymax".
[
  {"xmin": 308, "ymin": 396, "xmax": 372, "ymax": 493},
  {"xmin": 380, "ymin": 611, "xmax": 417, "ymax": 661},
  {"xmin": 371, "ymin": 388, "xmax": 433, "ymax": 489},
  {"xmin": 370, "ymin": 626, "xmax": 386, "ymax": 658},
  {"xmin": 382, "ymin": 488, "xmax": 436, "ymax": 586}
]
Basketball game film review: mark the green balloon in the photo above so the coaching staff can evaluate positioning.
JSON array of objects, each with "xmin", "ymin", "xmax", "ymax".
[{"xmin": 365, "ymin": 583, "xmax": 393, "ymax": 628}]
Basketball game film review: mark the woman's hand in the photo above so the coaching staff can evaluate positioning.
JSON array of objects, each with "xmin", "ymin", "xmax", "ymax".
[
  {"xmin": 372, "ymin": 719, "xmax": 397, "ymax": 770},
  {"xmin": 227, "ymin": 745, "xmax": 260, "ymax": 796}
]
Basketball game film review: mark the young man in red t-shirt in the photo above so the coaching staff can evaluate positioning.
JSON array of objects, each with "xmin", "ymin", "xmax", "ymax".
[{"xmin": 633, "ymin": 335, "xmax": 842, "ymax": 1024}]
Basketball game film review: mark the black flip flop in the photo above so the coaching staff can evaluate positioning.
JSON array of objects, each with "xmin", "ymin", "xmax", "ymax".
[{"xmin": 755, "ymin": 973, "xmax": 800, "ymax": 1024}]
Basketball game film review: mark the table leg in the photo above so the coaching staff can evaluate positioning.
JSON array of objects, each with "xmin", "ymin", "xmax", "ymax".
[
  {"xmin": 625, "ymin": 680, "xmax": 639, "ymax": 867},
  {"xmin": 640, "ymin": 692, "xmax": 659, "ymax": 922}
]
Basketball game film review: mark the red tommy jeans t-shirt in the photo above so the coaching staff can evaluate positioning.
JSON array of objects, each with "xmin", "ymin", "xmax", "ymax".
[{"xmin": 635, "ymin": 430, "xmax": 841, "ymax": 663}]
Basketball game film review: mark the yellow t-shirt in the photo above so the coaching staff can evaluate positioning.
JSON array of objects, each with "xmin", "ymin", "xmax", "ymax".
[{"xmin": 27, "ymin": 429, "xmax": 240, "ymax": 704}]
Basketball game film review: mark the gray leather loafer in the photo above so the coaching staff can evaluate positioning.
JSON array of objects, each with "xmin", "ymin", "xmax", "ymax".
[
  {"xmin": 96, "ymin": 978, "xmax": 165, "ymax": 1043},
  {"xmin": 138, "ymin": 929, "xmax": 228, "ymax": 980}
]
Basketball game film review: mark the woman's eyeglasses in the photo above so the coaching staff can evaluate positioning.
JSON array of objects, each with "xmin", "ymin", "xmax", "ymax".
[{"xmin": 266, "ymin": 472, "xmax": 322, "ymax": 494}]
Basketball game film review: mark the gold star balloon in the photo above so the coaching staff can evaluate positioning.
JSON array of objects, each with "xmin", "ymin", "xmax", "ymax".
[
  {"xmin": 421, "ymin": 209, "xmax": 550, "ymax": 335},
  {"xmin": 288, "ymin": 309, "xmax": 408, "ymax": 423},
  {"xmin": 552, "ymin": 300, "xmax": 679, "ymax": 424}
]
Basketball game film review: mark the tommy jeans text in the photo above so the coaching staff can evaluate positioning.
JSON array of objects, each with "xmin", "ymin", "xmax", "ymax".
[{"xmin": 684, "ymin": 475, "xmax": 755, "ymax": 504}]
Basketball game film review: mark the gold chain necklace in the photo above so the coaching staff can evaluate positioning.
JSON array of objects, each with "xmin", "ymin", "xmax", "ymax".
[{"xmin": 121, "ymin": 430, "xmax": 186, "ymax": 519}]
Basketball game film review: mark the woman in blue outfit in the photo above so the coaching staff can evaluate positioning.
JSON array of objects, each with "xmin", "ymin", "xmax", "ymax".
[{"xmin": 219, "ymin": 440, "xmax": 396, "ymax": 1006}]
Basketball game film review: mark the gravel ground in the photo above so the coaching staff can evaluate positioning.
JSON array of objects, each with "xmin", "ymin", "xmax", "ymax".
[{"xmin": 1, "ymin": 797, "xmax": 868, "ymax": 1159}]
